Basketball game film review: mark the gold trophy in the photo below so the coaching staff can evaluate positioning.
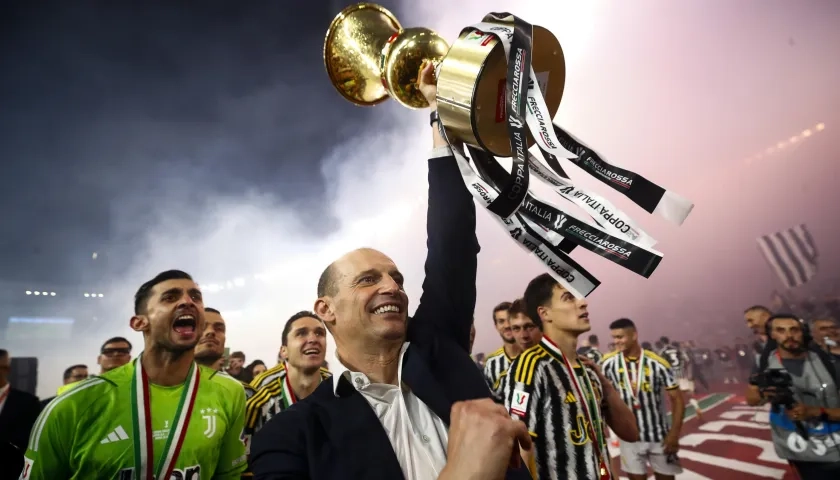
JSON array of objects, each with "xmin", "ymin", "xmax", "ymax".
[{"xmin": 323, "ymin": 2, "xmax": 566, "ymax": 157}]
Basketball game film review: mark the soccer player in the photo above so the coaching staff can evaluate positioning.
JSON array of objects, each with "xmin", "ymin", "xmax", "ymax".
[
  {"xmin": 578, "ymin": 334, "xmax": 604, "ymax": 364},
  {"xmin": 659, "ymin": 336, "xmax": 702, "ymax": 421},
  {"xmin": 483, "ymin": 301, "xmax": 520, "ymax": 392},
  {"xmin": 21, "ymin": 270, "xmax": 248, "ymax": 480},
  {"xmin": 196, "ymin": 307, "xmax": 256, "ymax": 400},
  {"xmin": 503, "ymin": 274, "xmax": 638, "ymax": 479},
  {"xmin": 245, "ymin": 311, "xmax": 330, "ymax": 442},
  {"xmin": 602, "ymin": 318, "xmax": 685, "ymax": 480}
]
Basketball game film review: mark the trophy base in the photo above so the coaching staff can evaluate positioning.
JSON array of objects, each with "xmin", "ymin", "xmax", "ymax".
[{"xmin": 437, "ymin": 24, "xmax": 565, "ymax": 157}]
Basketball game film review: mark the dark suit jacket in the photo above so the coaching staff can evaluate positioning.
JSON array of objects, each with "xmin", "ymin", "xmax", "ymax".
[
  {"xmin": 250, "ymin": 154, "xmax": 531, "ymax": 480},
  {"xmin": 0, "ymin": 387, "xmax": 41, "ymax": 451}
]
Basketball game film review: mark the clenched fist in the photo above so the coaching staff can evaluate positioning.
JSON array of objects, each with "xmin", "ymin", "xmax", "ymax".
[{"xmin": 439, "ymin": 399, "xmax": 532, "ymax": 480}]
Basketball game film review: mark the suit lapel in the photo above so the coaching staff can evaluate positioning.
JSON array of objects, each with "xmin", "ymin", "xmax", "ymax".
[
  {"xmin": 326, "ymin": 376, "xmax": 405, "ymax": 480},
  {"xmin": 402, "ymin": 346, "xmax": 452, "ymax": 425}
]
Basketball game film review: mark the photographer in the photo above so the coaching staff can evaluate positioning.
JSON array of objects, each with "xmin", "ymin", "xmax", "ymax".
[{"xmin": 746, "ymin": 314, "xmax": 840, "ymax": 478}]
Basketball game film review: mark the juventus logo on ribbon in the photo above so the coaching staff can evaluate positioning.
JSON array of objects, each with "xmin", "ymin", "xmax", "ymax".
[{"xmin": 201, "ymin": 408, "xmax": 218, "ymax": 438}]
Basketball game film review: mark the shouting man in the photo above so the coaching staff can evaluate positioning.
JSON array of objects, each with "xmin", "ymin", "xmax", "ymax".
[{"xmin": 22, "ymin": 270, "xmax": 248, "ymax": 479}]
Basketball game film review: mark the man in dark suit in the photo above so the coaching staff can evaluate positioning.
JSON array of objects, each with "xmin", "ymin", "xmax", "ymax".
[
  {"xmin": 0, "ymin": 349, "xmax": 42, "ymax": 451},
  {"xmin": 250, "ymin": 64, "xmax": 532, "ymax": 480}
]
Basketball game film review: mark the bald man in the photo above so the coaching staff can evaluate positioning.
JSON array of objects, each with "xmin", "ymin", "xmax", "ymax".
[{"xmin": 250, "ymin": 63, "xmax": 531, "ymax": 480}]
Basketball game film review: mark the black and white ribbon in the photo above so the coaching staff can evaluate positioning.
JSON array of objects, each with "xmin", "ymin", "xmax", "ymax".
[{"xmin": 436, "ymin": 12, "xmax": 693, "ymax": 295}]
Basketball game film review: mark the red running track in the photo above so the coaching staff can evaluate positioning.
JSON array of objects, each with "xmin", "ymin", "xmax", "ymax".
[{"xmin": 606, "ymin": 384, "xmax": 799, "ymax": 479}]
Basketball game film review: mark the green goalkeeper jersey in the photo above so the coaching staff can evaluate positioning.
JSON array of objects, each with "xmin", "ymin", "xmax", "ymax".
[{"xmin": 21, "ymin": 361, "xmax": 248, "ymax": 480}]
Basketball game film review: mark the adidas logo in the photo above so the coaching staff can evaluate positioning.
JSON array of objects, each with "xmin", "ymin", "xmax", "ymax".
[{"xmin": 100, "ymin": 425, "xmax": 130, "ymax": 444}]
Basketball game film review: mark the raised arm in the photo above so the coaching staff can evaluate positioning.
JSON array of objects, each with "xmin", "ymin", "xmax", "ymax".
[{"xmin": 410, "ymin": 62, "xmax": 479, "ymax": 352}]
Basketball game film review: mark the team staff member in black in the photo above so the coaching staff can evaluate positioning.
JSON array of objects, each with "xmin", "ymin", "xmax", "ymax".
[
  {"xmin": 503, "ymin": 274, "xmax": 638, "ymax": 480},
  {"xmin": 250, "ymin": 62, "xmax": 532, "ymax": 480},
  {"xmin": 603, "ymin": 319, "xmax": 684, "ymax": 480}
]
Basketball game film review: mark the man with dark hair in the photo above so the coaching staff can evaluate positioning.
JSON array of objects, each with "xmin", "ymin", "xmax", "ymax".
[
  {"xmin": 502, "ymin": 274, "xmax": 637, "ymax": 479},
  {"xmin": 251, "ymin": 65, "xmax": 532, "ymax": 480},
  {"xmin": 577, "ymin": 333, "xmax": 603, "ymax": 364},
  {"xmin": 508, "ymin": 298, "xmax": 542, "ymax": 353},
  {"xmin": 22, "ymin": 270, "xmax": 248, "ymax": 479},
  {"xmin": 195, "ymin": 308, "xmax": 254, "ymax": 397},
  {"xmin": 483, "ymin": 301, "xmax": 521, "ymax": 392},
  {"xmin": 246, "ymin": 311, "xmax": 330, "ymax": 444},
  {"xmin": 98, "ymin": 337, "xmax": 132, "ymax": 374},
  {"xmin": 745, "ymin": 305, "xmax": 773, "ymax": 339},
  {"xmin": 0, "ymin": 349, "xmax": 41, "ymax": 451},
  {"xmin": 745, "ymin": 305, "xmax": 775, "ymax": 369},
  {"xmin": 39, "ymin": 364, "xmax": 88, "ymax": 408},
  {"xmin": 195, "ymin": 308, "xmax": 229, "ymax": 372},
  {"xmin": 746, "ymin": 314, "xmax": 840, "ymax": 478},
  {"xmin": 63, "ymin": 364, "xmax": 89, "ymax": 384},
  {"xmin": 658, "ymin": 336, "xmax": 702, "ymax": 420},
  {"xmin": 602, "ymin": 318, "xmax": 684, "ymax": 480},
  {"xmin": 227, "ymin": 351, "xmax": 246, "ymax": 380},
  {"xmin": 812, "ymin": 317, "xmax": 840, "ymax": 357}
]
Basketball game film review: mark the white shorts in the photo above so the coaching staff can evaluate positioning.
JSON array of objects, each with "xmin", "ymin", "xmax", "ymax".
[
  {"xmin": 678, "ymin": 378, "xmax": 694, "ymax": 392},
  {"xmin": 619, "ymin": 440, "xmax": 683, "ymax": 476}
]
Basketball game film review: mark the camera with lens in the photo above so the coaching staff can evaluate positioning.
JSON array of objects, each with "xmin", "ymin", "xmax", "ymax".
[
  {"xmin": 750, "ymin": 368, "xmax": 809, "ymax": 439},
  {"xmin": 749, "ymin": 368, "xmax": 795, "ymax": 408}
]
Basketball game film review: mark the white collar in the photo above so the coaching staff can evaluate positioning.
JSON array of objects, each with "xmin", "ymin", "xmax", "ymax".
[
  {"xmin": 333, "ymin": 342, "xmax": 410, "ymax": 396},
  {"xmin": 0, "ymin": 383, "xmax": 9, "ymax": 395}
]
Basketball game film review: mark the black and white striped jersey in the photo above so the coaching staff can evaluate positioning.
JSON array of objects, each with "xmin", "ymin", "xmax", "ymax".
[
  {"xmin": 601, "ymin": 349, "xmax": 679, "ymax": 442},
  {"xmin": 483, "ymin": 346, "xmax": 514, "ymax": 393},
  {"xmin": 502, "ymin": 338, "xmax": 610, "ymax": 480},
  {"xmin": 659, "ymin": 344, "xmax": 691, "ymax": 380}
]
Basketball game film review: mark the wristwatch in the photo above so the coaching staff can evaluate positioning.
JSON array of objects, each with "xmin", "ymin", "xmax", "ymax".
[{"xmin": 429, "ymin": 110, "xmax": 440, "ymax": 126}]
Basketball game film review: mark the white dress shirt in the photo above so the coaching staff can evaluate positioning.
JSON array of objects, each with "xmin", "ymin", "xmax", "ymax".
[
  {"xmin": 0, "ymin": 383, "xmax": 10, "ymax": 416},
  {"xmin": 334, "ymin": 343, "xmax": 449, "ymax": 480}
]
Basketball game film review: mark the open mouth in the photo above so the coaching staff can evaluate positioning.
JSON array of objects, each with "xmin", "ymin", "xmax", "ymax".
[
  {"xmin": 579, "ymin": 312, "xmax": 590, "ymax": 321},
  {"xmin": 372, "ymin": 303, "xmax": 402, "ymax": 315},
  {"xmin": 302, "ymin": 347, "xmax": 321, "ymax": 358},
  {"xmin": 173, "ymin": 314, "xmax": 197, "ymax": 336}
]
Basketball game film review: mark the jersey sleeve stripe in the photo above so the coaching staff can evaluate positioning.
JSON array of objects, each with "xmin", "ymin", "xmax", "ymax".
[
  {"xmin": 486, "ymin": 347, "xmax": 505, "ymax": 359},
  {"xmin": 525, "ymin": 352, "xmax": 547, "ymax": 385},
  {"xmin": 646, "ymin": 351, "xmax": 672, "ymax": 369},
  {"xmin": 245, "ymin": 381, "xmax": 282, "ymax": 412},
  {"xmin": 245, "ymin": 383, "xmax": 284, "ymax": 428},
  {"xmin": 250, "ymin": 363, "xmax": 285, "ymax": 388},
  {"xmin": 514, "ymin": 349, "xmax": 546, "ymax": 385},
  {"xmin": 30, "ymin": 378, "xmax": 106, "ymax": 451}
]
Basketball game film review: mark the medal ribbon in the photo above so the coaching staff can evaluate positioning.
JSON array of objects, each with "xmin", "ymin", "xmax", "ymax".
[
  {"xmin": 131, "ymin": 354, "xmax": 200, "ymax": 480},
  {"xmin": 559, "ymin": 350, "xmax": 611, "ymax": 480},
  {"xmin": 619, "ymin": 351, "xmax": 646, "ymax": 406},
  {"xmin": 463, "ymin": 22, "xmax": 665, "ymax": 279},
  {"xmin": 445, "ymin": 133, "xmax": 601, "ymax": 297},
  {"xmin": 282, "ymin": 370, "xmax": 298, "ymax": 409}
]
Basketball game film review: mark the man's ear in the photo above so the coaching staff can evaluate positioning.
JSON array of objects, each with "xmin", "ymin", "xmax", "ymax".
[
  {"xmin": 279, "ymin": 345, "xmax": 288, "ymax": 361},
  {"xmin": 130, "ymin": 315, "xmax": 149, "ymax": 333},
  {"xmin": 314, "ymin": 298, "xmax": 335, "ymax": 330}
]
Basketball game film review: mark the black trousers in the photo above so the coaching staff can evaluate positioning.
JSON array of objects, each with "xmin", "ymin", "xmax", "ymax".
[{"xmin": 790, "ymin": 459, "xmax": 840, "ymax": 479}]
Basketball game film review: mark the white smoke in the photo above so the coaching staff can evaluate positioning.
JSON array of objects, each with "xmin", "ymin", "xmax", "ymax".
[{"xmin": 15, "ymin": 0, "xmax": 608, "ymax": 397}]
